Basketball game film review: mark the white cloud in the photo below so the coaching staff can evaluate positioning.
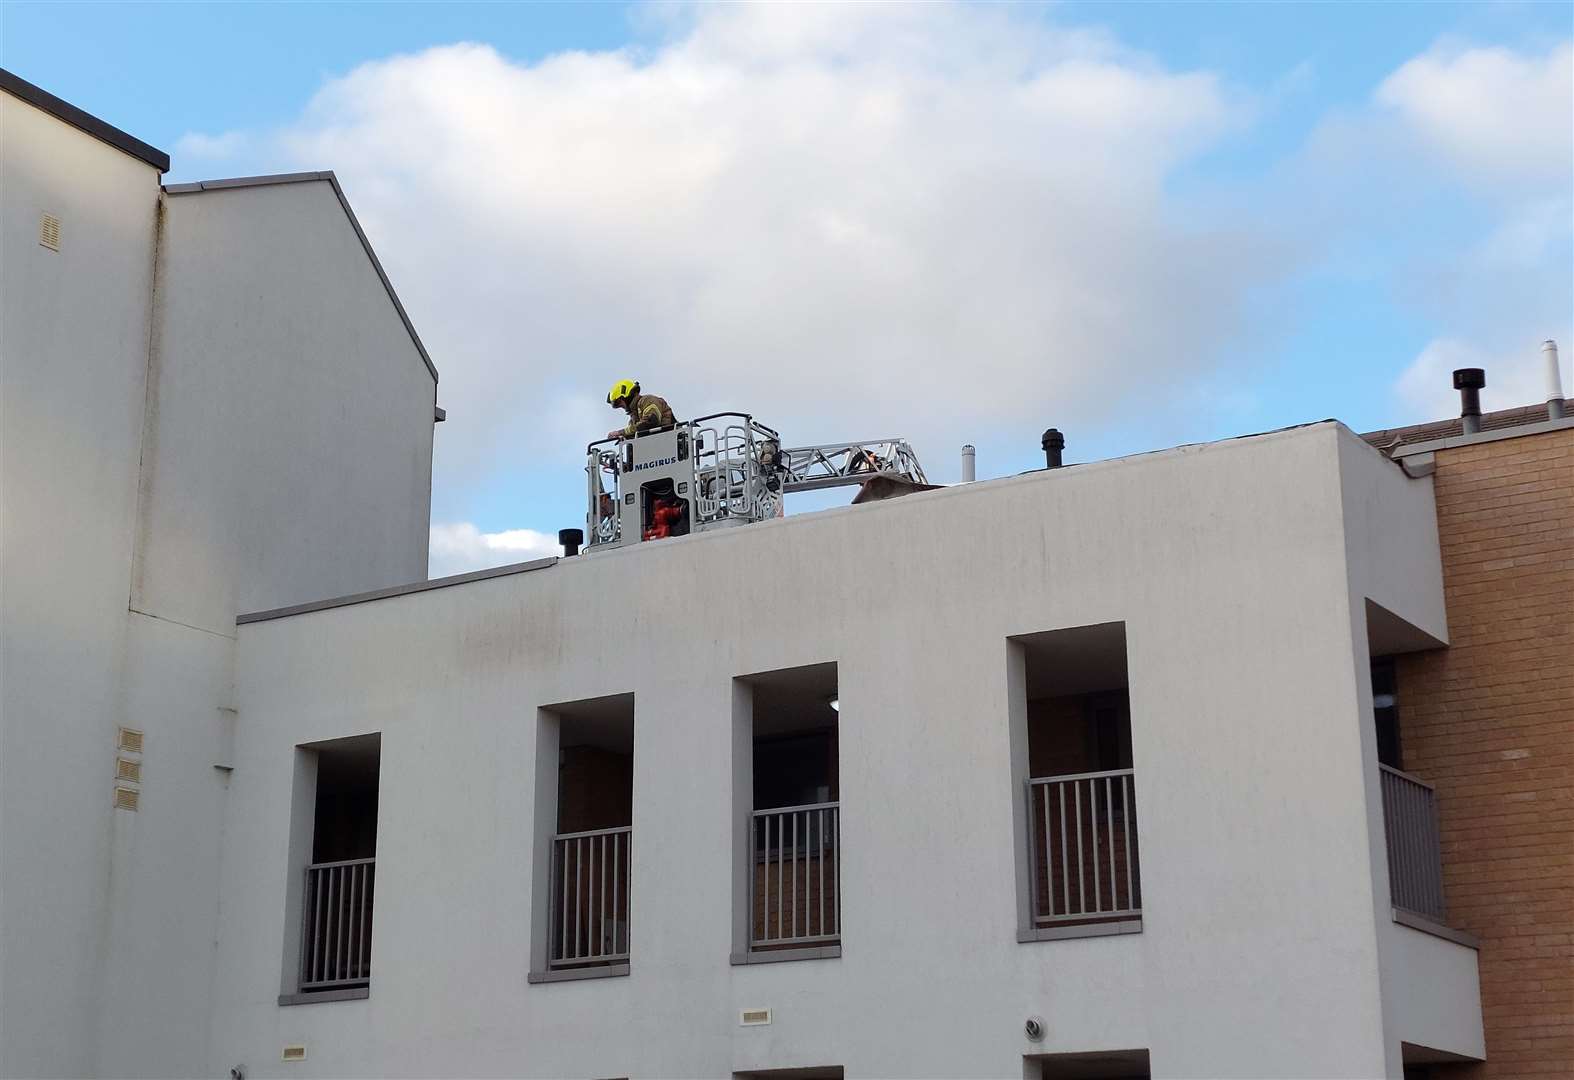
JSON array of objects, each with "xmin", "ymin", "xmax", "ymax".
[
  {"xmin": 1378, "ymin": 41, "xmax": 1573, "ymax": 421},
  {"xmin": 429, "ymin": 522, "xmax": 561, "ymax": 578},
  {"xmin": 173, "ymin": 10, "xmax": 1571, "ymax": 488},
  {"xmin": 174, "ymin": 130, "xmax": 250, "ymax": 160},
  {"xmin": 193, "ymin": 4, "xmax": 1266, "ymax": 498},
  {"xmin": 1377, "ymin": 42, "xmax": 1573, "ymax": 195}
]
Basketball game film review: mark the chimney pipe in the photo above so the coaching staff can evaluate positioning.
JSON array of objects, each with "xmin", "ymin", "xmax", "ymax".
[
  {"xmin": 558, "ymin": 528, "xmax": 583, "ymax": 558},
  {"xmin": 1544, "ymin": 340, "xmax": 1566, "ymax": 420},
  {"xmin": 960, "ymin": 444, "xmax": 976, "ymax": 483},
  {"xmin": 1041, "ymin": 428, "xmax": 1065, "ymax": 469},
  {"xmin": 1453, "ymin": 368, "xmax": 1485, "ymax": 435}
]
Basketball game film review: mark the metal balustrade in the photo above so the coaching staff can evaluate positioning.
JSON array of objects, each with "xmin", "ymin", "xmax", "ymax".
[
  {"xmin": 550, "ymin": 826, "xmax": 631, "ymax": 967},
  {"xmin": 299, "ymin": 858, "xmax": 374, "ymax": 990},
  {"xmin": 1380, "ymin": 764, "xmax": 1447, "ymax": 922},
  {"xmin": 750, "ymin": 802, "xmax": 839, "ymax": 949},
  {"xmin": 1027, "ymin": 770, "xmax": 1141, "ymax": 924}
]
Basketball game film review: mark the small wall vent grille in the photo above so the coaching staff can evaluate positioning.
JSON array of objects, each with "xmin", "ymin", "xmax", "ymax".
[
  {"xmin": 739, "ymin": 1007, "xmax": 771, "ymax": 1026},
  {"xmin": 113, "ymin": 787, "xmax": 140, "ymax": 812},
  {"xmin": 39, "ymin": 213, "xmax": 61, "ymax": 251},
  {"xmin": 281, "ymin": 1046, "xmax": 306, "ymax": 1062},
  {"xmin": 118, "ymin": 728, "xmax": 144, "ymax": 753},
  {"xmin": 116, "ymin": 758, "xmax": 142, "ymax": 783}
]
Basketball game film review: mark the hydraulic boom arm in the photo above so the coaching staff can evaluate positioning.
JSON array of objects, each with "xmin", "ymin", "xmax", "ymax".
[{"xmin": 778, "ymin": 439, "xmax": 928, "ymax": 493}]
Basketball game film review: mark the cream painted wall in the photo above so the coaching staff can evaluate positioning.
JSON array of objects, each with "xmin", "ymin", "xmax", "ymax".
[
  {"xmin": 0, "ymin": 92, "xmax": 162, "ymax": 1080},
  {"xmin": 94, "ymin": 178, "xmax": 437, "ymax": 1077},
  {"xmin": 3, "ymin": 92, "xmax": 439, "ymax": 1078}
]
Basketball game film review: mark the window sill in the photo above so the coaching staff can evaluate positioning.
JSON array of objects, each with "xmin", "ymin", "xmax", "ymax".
[
  {"xmin": 528, "ymin": 963, "xmax": 630, "ymax": 984},
  {"xmin": 1392, "ymin": 908, "xmax": 1479, "ymax": 949},
  {"xmin": 1018, "ymin": 919, "xmax": 1142, "ymax": 943},
  {"xmin": 278, "ymin": 987, "xmax": 369, "ymax": 1006},
  {"xmin": 730, "ymin": 944, "xmax": 841, "ymax": 966}
]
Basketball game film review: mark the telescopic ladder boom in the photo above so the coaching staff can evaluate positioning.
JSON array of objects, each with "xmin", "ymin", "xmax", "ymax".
[{"xmin": 777, "ymin": 439, "xmax": 928, "ymax": 493}]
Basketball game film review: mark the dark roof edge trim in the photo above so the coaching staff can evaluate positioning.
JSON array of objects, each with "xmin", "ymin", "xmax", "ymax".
[
  {"xmin": 163, "ymin": 171, "xmax": 439, "ymax": 384},
  {"xmin": 1, "ymin": 68, "xmax": 170, "ymax": 172},
  {"xmin": 237, "ymin": 556, "xmax": 557, "ymax": 625},
  {"xmin": 1389, "ymin": 415, "xmax": 1574, "ymax": 459}
]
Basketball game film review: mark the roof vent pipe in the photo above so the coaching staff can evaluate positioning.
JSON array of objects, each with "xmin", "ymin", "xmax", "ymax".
[
  {"xmin": 1453, "ymin": 369, "xmax": 1485, "ymax": 435},
  {"xmin": 1544, "ymin": 340, "xmax": 1566, "ymax": 420},
  {"xmin": 1041, "ymin": 428, "xmax": 1065, "ymax": 469},
  {"xmin": 558, "ymin": 528, "xmax": 583, "ymax": 558},
  {"xmin": 961, "ymin": 444, "xmax": 976, "ymax": 483}
]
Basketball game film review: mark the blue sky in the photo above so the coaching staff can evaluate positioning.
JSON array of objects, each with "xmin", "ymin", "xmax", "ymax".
[{"xmin": 5, "ymin": 2, "xmax": 1570, "ymax": 573}]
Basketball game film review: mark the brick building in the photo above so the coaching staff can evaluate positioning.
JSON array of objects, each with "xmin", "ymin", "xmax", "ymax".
[{"xmin": 1363, "ymin": 405, "xmax": 1573, "ymax": 1079}]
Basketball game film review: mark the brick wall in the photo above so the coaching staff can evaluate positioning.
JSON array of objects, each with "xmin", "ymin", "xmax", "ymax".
[{"xmin": 1392, "ymin": 427, "xmax": 1573, "ymax": 1077}]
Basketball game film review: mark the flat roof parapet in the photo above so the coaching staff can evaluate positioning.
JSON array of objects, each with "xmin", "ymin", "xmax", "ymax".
[{"xmin": 236, "ymin": 557, "xmax": 557, "ymax": 625}]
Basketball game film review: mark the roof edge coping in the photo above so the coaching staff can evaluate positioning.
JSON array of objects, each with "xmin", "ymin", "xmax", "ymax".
[
  {"xmin": 1, "ymin": 68, "xmax": 170, "ymax": 172},
  {"xmin": 237, "ymin": 557, "xmax": 557, "ymax": 625},
  {"xmin": 1389, "ymin": 415, "xmax": 1574, "ymax": 459}
]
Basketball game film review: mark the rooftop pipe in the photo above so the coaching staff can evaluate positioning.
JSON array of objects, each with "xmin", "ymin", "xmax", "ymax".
[
  {"xmin": 961, "ymin": 444, "xmax": 976, "ymax": 483},
  {"xmin": 1544, "ymin": 340, "xmax": 1566, "ymax": 421},
  {"xmin": 1453, "ymin": 368, "xmax": 1485, "ymax": 435},
  {"xmin": 1041, "ymin": 428, "xmax": 1065, "ymax": 469}
]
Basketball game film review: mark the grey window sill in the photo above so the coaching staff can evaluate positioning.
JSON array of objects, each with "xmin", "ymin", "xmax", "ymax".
[
  {"xmin": 528, "ymin": 963, "xmax": 630, "ymax": 984},
  {"xmin": 730, "ymin": 944, "xmax": 841, "ymax": 966},
  {"xmin": 1392, "ymin": 908, "xmax": 1480, "ymax": 949},
  {"xmin": 1018, "ymin": 919, "xmax": 1142, "ymax": 943},
  {"xmin": 278, "ymin": 987, "xmax": 369, "ymax": 1006}
]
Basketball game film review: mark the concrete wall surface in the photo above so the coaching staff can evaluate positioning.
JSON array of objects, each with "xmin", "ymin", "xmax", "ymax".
[
  {"xmin": 1379, "ymin": 922, "xmax": 1485, "ymax": 1063},
  {"xmin": 213, "ymin": 422, "xmax": 1472, "ymax": 1079},
  {"xmin": 89, "ymin": 178, "xmax": 439, "ymax": 1077},
  {"xmin": 0, "ymin": 91, "xmax": 162, "ymax": 1080},
  {"xmin": 139, "ymin": 178, "xmax": 435, "ymax": 633}
]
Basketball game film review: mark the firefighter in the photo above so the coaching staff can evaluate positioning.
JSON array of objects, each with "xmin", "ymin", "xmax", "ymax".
[{"xmin": 606, "ymin": 379, "xmax": 675, "ymax": 439}]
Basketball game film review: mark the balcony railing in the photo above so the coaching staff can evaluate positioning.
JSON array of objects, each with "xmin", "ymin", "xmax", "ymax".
[
  {"xmin": 550, "ymin": 826, "xmax": 631, "ymax": 968},
  {"xmin": 299, "ymin": 857, "xmax": 374, "ymax": 991},
  {"xmin": 750, "ymin": 801, "xmax": 839, "ymax": 949},
  {"xmin": 1027, "ymin": 770, "xmax": 1141, "ymax": 924},
  {"xmin": 1380, "ymin": 764, "xmax": 1446, "ymax": 922}
]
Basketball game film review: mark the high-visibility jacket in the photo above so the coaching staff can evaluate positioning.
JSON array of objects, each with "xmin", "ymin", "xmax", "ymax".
[{"xmin": 622, "ymin": 393, "xmax": 675, "ymax": 437}]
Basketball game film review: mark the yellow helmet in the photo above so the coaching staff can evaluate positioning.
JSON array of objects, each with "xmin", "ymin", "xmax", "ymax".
[{"xmin": 607, "ymin": 378, "xmax": 639, "ymax": 407}]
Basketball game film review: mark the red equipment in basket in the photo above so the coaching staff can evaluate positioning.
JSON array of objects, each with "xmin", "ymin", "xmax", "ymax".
[{"xmin": 642, "ymin": 497, "xmax": 685, "ymax": 541}]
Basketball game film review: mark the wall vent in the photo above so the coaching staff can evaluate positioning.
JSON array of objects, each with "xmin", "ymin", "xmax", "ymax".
[
  {"xmin": 39, "ymin": 213, "xmax": 61, "ymax": 251},
  {"xmin": 118, "ymin": 727, "xmax": 144, "ymax": 753},
  {"xmin": 116, "ymin": 758, "xmax": 142, "ymax": 783},
  {"xmin": 739, "ymin": 1007, "xmax": 772, "ymax": 1026},
  {"xmin": 281, "ymin": 1046, "xmax": 306, "ymax": 1062},
  {"xmin": 113, "ymin": 787, "xmax": 140, "ymax": 812}
]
